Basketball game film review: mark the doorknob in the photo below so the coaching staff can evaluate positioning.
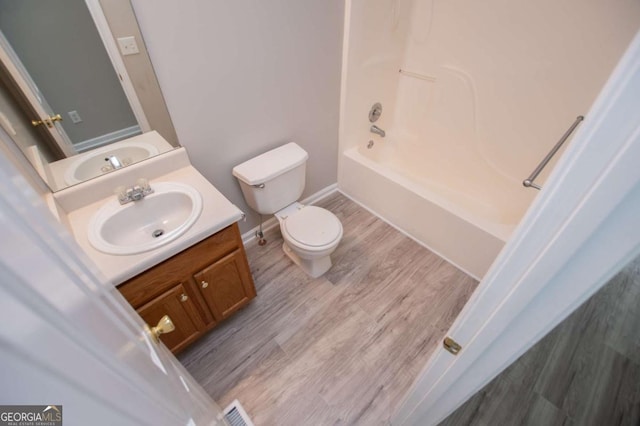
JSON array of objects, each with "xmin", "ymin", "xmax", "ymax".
[
  {"xmin": 31, "ymin": 114, "xmax": 63, "ymax": 128},
  {"xmin": 146, "ymin": 315, "xmax": 175, "ymax": 343}
]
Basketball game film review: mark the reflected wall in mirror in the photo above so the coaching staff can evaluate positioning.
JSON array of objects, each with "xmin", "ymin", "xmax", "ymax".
[{"xmin": 0, "ymin": 0, "xmax": 179, "ymax": 192}]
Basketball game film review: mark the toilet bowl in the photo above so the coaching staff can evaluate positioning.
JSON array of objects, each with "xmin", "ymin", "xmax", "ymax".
[
  {"xmin": 275, "ymin": 203, "xmax": 343, "ymax": 278},
  {"xmin": 232, "ymin": 142, "xmax": 343, "ymax": 277}
]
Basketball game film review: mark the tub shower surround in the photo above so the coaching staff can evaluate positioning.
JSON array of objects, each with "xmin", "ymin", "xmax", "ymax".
[{"xmin": 338, "ymin": 0, "xmax": 638, "ymax": 277}]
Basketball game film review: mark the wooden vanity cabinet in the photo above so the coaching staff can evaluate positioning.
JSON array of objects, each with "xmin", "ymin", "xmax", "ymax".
[{"xmin": 118, "ymin": 222, "xmax": 256, "ymax": 353}]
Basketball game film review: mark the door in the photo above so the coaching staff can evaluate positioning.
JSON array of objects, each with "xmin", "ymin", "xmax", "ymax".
[
  {"xmin": 0, "ymin": 30, "xmax": 76, "ymax": 157},
  {"xmin": 393, "ymin": 31, "xmax": 640, "ymax": 425},
  {"xmin": 0, "ymin": 148, "xmax": 226, "ymax": 424}
]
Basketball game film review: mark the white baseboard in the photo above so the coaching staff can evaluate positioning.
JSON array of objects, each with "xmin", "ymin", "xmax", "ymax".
[
  {"xmin": 74, "ymin": 125, "xmax": 142, "ymax": 152},
  {"xmin": 300, "ymin": 183, "xmax": 339, "ymax": 205},
  {"xmin": 241, "ymin": 183, "xmax": 339, "ymax": 245}
]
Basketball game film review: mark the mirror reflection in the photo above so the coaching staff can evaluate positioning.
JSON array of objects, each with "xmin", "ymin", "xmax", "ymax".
[{"xmin": 0, "ymin": 0, "xmax": 179, "ymax": 191}]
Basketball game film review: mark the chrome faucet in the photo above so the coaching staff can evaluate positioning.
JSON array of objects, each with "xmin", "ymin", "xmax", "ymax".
[
  {"xmin": 370, "ymin": 125, "xmax": 386, "ymax": 137},
  {"xmin": 116, "ymin": 179, "xmax": 154, "ymax": 205},
  {"xmin": 105, "ymin": 155, "xmax": 123, "ymax": 170}
]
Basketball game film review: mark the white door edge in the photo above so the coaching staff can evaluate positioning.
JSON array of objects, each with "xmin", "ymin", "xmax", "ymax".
[{"xmin": 393, "ymin": 30, "xmax": 640, "ymax": 425}]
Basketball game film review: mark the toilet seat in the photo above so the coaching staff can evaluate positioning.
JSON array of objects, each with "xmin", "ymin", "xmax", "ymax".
[{"xmin": 282, "ymin": 206, "xmax": 342, "ymax": 250}]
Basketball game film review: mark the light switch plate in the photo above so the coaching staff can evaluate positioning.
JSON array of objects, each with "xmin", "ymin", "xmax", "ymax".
[
  {"xmin": 68, "ymin": 110, "xmax": 82, "ymax": 124},
  {"xmin": 117, "ymin": 36, "xmax": 140, "ymax": 56}
]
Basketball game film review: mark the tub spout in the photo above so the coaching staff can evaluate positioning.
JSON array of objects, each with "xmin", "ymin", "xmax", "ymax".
[{"xmin": 370, "ymin": 125, "xmax": 386, "ymax": 137}]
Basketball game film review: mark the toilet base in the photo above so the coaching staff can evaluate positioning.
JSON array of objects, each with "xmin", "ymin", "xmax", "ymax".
[{"xmin": 282, "ymin": 243, "xmax": 332, "ymax": 278}]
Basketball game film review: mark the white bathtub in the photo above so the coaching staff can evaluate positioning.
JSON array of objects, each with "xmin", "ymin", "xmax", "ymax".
[{"xmin": 340, "ymin": 140, "xmax": 535, "ymax": 278}]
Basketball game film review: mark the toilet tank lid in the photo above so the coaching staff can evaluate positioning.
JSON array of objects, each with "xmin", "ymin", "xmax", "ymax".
[{"xmin": 232, "ymin": 142, "xmax": 309, "ymax": 185}]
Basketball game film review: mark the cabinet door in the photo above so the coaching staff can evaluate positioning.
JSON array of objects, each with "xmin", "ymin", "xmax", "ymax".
[
  {"xmin": 137, "ymin": 282, "xmax": 207, "ymax": 353},
  {"xmin": 194, "ymin": 249, "xmax": 256, "ymax": 321}
]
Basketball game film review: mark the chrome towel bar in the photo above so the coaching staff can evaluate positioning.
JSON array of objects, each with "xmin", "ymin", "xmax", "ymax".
[{"xmin": 523, "ymin": 115, "xmax": 584, "ymax": 190}]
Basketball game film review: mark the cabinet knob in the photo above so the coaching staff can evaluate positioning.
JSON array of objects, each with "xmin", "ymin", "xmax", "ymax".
[
  {"xmin": 180, "ymin": 293, "xmax": 188, "ymax": 302},
  {"xmin": 201, "ymin": 280, "xmax": 209, "ymax": 289},
  {"xmin": 146, "ymin": 315, "xmax": 175, "ymax": 343}
]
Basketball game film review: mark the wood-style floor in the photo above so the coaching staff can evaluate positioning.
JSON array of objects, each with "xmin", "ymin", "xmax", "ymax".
[
  {"xmin": 179, "ymin": 192, "xmax": 478, "ymax": 425},
  {"xmin": 440, "ymin": 255, "xmax": 640, "ymax": 426}
]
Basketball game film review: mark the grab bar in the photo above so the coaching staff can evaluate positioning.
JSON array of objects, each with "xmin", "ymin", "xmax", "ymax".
[{"xmin": 523, "ymin": 115, "xmax": 584, "ymax": 190}]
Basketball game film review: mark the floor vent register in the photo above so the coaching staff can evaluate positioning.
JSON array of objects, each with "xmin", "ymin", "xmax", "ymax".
[{"xmin": 223, "ymin": 399, "xmax": 254, "ymax": 426}]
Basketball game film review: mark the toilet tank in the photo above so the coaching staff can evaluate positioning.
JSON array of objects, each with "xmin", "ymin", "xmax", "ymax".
[{"xmin": 232, "ymin": 142, "xmax": 309, "ymax": 215}]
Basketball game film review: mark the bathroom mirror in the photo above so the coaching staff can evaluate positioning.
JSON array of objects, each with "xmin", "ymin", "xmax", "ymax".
[{"xmin": 0, "ymin": 0, "xmax": 179, "ymax": 192}]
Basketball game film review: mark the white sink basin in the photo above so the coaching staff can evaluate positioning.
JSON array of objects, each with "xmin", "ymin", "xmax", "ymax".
[
  {"xmin": 88, "ymin": 182, "xmax": 203, "ymax": 255},
  {"xmin": 65, "ymin": 141, "xmax": 159, "ymax": 185}
]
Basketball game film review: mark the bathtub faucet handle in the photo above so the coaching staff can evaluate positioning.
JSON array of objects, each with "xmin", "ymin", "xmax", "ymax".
[{"xmin": 370, "ymin": 125, "xmax": 386, "ymax": 138}]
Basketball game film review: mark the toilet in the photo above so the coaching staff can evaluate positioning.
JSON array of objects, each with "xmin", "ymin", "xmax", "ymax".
[{"xmin": 232, "ymin": 142, "xmax": 343, "ymax": 278}]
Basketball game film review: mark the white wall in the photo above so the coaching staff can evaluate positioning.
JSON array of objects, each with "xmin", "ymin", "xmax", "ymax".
[{"xmin": 129, "ymin": 0, "xmax": 345, "ymax": 233}]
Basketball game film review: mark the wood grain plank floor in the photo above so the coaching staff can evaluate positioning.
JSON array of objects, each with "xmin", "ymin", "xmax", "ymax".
[
  {"xmin": 440, "ymin": 255, "xmax": 640, "ymax": 426},
  {"xmin": 179, "ymin": 192, "xmax": 478, "ymax": 425}
]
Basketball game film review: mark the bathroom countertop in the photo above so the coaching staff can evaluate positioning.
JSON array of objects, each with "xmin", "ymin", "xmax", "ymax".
[{"xmin": 65, "ymin": 165, "xmax": 244, "ymax": 285}]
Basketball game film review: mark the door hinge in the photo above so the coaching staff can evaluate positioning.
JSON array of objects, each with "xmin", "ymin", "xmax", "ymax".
[{"xmin": 443, "ymin": 336, "xmax": 462, "ymax": 355}]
